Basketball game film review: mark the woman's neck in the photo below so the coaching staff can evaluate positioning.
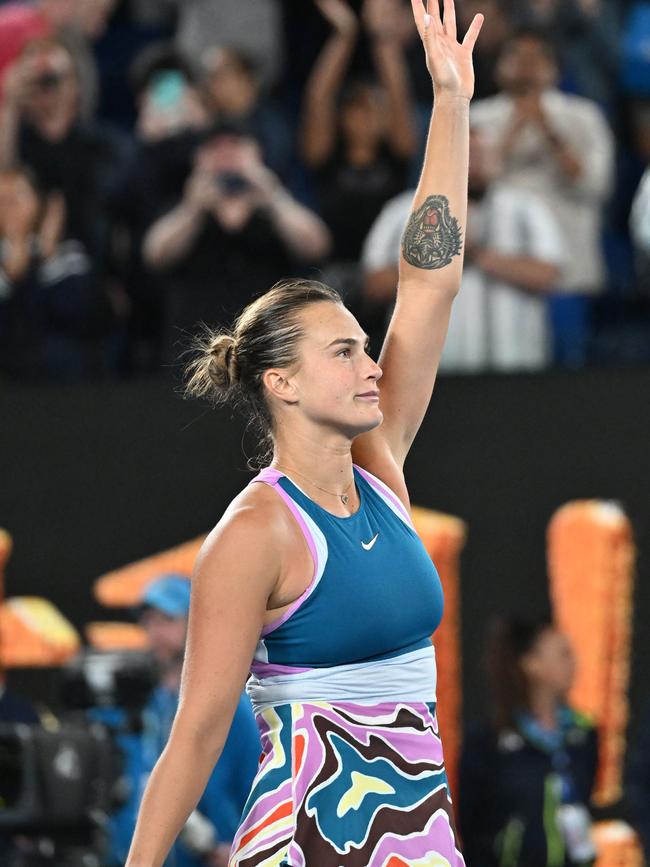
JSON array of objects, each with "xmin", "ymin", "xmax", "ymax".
[
  {"xmin": 527, "ymin": 687, "xmax": 560, "ymax": 730},
  {"xmin": 272, "ymin": 427, "xmax": 357, "ymax": 511}
]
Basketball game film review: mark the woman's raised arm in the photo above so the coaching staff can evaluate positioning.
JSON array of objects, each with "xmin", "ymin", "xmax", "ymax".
[{"xmin": 353, "ymin": 0, "xmax": 483, "ymax": 482}]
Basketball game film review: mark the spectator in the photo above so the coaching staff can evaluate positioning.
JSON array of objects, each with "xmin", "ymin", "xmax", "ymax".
[
  {"xmin": 630, "ymin": 165, "xmax": 650, "ymax": 270},
  {"xmin": 0, "ymin": 0, "xmax": 117, "ymax": 119},
  {"xmin": 300, "ymin": 0, "xmax": 417, "ymax": 273},
  {"xmin": 109, "ymin": 44, "xmax": 209, "ymax": 373},
  {"xmin": 626, "ymin": 699, "xmax": 650, "ymax": 858},
  {"xmin": 456, "ymin": 0, "xmax": 514, "ymax": 101},
  {"xmin": 471, "ymin": 28, "xmax": 615, "ymax": 366},
  {"xmin": 0, "ymin": 37, "xmax": 126, "ymax": 268},
  {"xmin": 129, "ymin": 42, "xmax": 207, "ymax": 145},
  {"xmin": 360, "ymin": 128, "xmax": 564, "ymax": 370},
  {"xmin": 0, "ymin": 0, "xmax": 76, "ymax": 89},
  {"xmin": 459, "ymin": 616, "xmax": 598, "ymax": 867},
  {"xmin": 58, "ymin": 0, "xmax": 117, "ymax": 120},
  {"xmin": 0, "ymin": 166, "xmax": 105, "ymax": 380},
  {"xmin": 107, "ymin": 575, "xmax": 260, "ymax": 867},
  {"xmin": 511, "ymin": 0, "xmax": 621, "ymax": 106},
  {"xmin": 142, "ymin": 121, "xmax": 330, "ymax": 360},
  {"xmin": 175, "ymin": 0, "xmax": 283, "ymax": 91},
  {"xmin": 199, "ymin": 45, "xmax": 293, "ymax": 185}
]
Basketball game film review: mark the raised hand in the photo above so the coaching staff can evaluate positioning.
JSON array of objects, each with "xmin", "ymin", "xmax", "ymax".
[
  {"xmin": 410, "ymin": 0, "xmax": 483, "ymax": 99},
  {"xmin": 362, "ymin": 0, "xmax": 407, "ymax": 41},
  {"xmin": 314, "ymin": 0, "xmax": 358, "ymax": 37}
]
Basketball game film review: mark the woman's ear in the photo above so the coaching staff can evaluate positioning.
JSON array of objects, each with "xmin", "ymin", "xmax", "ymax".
[{"xmin": 262, "ymin": 369, "xmax": 299, "ymax": 405}]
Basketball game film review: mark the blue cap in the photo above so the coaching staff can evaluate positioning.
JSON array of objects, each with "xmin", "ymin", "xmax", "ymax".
[{"xmin": 140, "ymin": 574, "xmax": 192, "ymax": 618}]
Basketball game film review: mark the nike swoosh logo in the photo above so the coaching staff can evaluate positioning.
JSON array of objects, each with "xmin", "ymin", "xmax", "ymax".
[{"xmin": 361, "ymin": 533, "xmax": 379, "ymax": 551}]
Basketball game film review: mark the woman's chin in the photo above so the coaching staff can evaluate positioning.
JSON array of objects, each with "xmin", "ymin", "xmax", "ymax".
[{"xmin": 354, "ymin": 408, "xmax": 384, "ymax": 435}]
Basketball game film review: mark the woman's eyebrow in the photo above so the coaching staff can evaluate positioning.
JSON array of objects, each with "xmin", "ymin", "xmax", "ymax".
[{"xmin": 326, "ymin": 335, "xmax": 370, "ymax": 349}]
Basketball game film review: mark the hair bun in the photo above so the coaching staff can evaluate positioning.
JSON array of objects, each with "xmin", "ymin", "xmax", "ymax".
[
  {"xmin": 184, "ymin": 329, "xmax": 239, "ymax": 401},
  {"xmin": 208, "ymin": 334, "xmax": 239, "ymax": 390}
]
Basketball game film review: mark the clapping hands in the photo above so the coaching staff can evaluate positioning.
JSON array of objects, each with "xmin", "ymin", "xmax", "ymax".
[{"xmin": 314, "ymin": 0, "xmax": 414, "ymax": 44}]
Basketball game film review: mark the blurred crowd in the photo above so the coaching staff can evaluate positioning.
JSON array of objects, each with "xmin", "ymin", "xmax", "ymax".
[{"xmin": 1, "ymin": 0, "xmax": 650, "ymax": 382}]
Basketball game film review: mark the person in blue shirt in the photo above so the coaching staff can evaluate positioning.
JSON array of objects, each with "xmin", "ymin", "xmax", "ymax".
[{"xmin": 107, "ymin": 574, "xmax": 260, "ymax": 867}]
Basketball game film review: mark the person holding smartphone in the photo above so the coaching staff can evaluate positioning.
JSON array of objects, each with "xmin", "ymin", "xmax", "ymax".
[{"xmin": 142, "ymin": 121, "xmax": 331, "ymax": 361}]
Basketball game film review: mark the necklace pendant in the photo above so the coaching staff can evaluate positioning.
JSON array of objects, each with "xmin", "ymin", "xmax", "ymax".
[{"xmin": 341, "ymin": 494, "xmax": 349, "ymax": 506}]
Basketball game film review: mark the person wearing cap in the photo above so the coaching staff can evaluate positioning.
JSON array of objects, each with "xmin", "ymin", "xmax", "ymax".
[
  {"xmin": 142, "ymin": 121, "xmax": 331, "ymax": 362},
  {"xmin": 112, "ymin": 574, "xmax": 260, "ymax": 867}
]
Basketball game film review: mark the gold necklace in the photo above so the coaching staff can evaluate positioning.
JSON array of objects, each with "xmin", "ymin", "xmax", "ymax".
[{"xmin": 273, "ymin": 464, "xmax": 355, "ymax": 507}]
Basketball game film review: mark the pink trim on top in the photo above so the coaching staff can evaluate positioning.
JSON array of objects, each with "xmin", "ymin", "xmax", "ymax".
[
  {"xmin": 354, "ymin": 464, "xmax": 414, "ymax": 527},
  {"xmin": 250, "ymin": 468, "xmax": 320, "ymax": 638},
  {"xmin": 250, "ymin": 660, "xmax": 312, "ymax": 678}
]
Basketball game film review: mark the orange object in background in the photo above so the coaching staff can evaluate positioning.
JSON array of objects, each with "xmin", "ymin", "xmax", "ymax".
[
  {"xmin": 592, "ymin": 821, "xmax": 644, "ymax": 867},
  {"xmin": 0, "ymin": 596, "xmax": 81, "ymax": 667},
  {"xmin": 0, "ymin": 527, "xmax": 12, "ymax": 605},
  {"xmin": 0, "ymin": 530, "xmax": 81, "ymax": 668},
  {"xmin": 412, "ymin": 507, "xmax": 466, "ymax": 799},
  {"xmin": 86, "ymin": 621, "xmax": 150, "ymax": 652},
  {"xmin": 94, "ymin": 535, "xmax": 205, "ymax": 608},
  {"xmin": 547, "ymin": 501, "xmax": 636, "ymax": 810}
]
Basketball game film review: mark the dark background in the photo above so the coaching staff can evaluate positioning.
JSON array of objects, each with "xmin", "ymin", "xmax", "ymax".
[{"xmin": 1, "ymin": 367, "xmax": 649, "ymax": 730}]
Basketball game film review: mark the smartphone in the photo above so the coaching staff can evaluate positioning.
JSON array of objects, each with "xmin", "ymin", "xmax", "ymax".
[{"xmin": 149, "ymin": 71, "xmax": 186, "ymax": 112}]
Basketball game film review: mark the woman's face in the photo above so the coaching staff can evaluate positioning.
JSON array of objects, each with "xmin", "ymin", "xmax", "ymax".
[
  {"xmin": 523, "ymin": 628, "xmax": 576, "ymax": 699},
  {"xmin": 20, "ymin": 46, "xmax": 79, "ymax": 124},
  {"xmin": 340, "ymin": 88, "xmax": 386, "ymax": 146},
  {"xmin": 203, "ymin": 49, "xmax": 257, "ymax": 114},
  {"xmin": 497, "ymin": 37, "xmax": 556, "ymax": 94},
  {"xmin": 276, "ymin": 302, "xmax": 383, "ymax": 438}
]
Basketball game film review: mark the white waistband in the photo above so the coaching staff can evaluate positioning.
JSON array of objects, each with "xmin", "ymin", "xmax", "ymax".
[{"xmin": 246, "ymin": 645, "xmax": 437, "ymax": 714}]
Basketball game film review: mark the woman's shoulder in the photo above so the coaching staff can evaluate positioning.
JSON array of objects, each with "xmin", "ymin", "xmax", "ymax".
[
  {"xmin": 204, "ymin": 477, "xmax": 304, "ymax": 556},
  {"xmin": 220, "ymin": 479, "xmax": 294, "ymax": 533},
  {"xmin": 190, "ymin": 480, "xmax": 300, "ymax": 599}
]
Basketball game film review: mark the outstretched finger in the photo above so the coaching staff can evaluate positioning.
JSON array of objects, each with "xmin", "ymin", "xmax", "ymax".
[
  {"xmin": 462, "ymin": 12, "xmax": 484, "ymax": 51},
  {"xmin": 411, "ymin": 0, "xmax": 441, "ymax": 39},
  {"xmin": 427, "ymin": 0, "xmax": 444, "ymax": 34},
  {"xmin": 443, "ymin": 0, "xmax": 457, "ymax": 41},
  {"xmin": 410, "ymin": 0, "xmax": 427, "ymax": 39}
]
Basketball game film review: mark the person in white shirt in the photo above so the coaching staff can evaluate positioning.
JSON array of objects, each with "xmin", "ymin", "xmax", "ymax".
[
  {"xmin": 175, "ymin": 0, "xmax": 283, "ymax": 91},
  {"xmin": 361, "ymin": 127, "xmax": 565, "ymax": 372},
  {"xmin": 470, "ymin": 27, "xmax": 614, "ymax": 364}
]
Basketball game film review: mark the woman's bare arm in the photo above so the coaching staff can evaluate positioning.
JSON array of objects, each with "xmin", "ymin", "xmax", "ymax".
[
  {"xmin": 353, "ymin": 0, "xmax": 483, "ymax": 487},
  {"xmin": 125, "ymin": 493, "xmax": 284, "ymax": 867},
  {"xmin": 300, "ymin": 0, "xmax": 359, "ymax": 167}
]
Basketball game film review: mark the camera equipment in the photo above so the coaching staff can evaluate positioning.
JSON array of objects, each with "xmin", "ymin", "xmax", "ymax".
[
  {"xmin": 31, "ymin": 72, "xmax": 65, "ymax": 90},
  {"xmin": 59, "ymin": 649, "xmax": 157, "ymax": 711},
  {"xmin": 216, "ymin": 171, "xmax": 253, "ymax": 196},
  {"xmin": 0, "ymin": 722, "xmax": 114, "ymax": 833},
  {"xmin": 0, "ymin": 651, "xmax": 157, "ymax": 865}
]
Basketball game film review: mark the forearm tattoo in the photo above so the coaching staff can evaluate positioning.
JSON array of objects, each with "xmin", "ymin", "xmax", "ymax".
[{"xmin": 401, "ymin": 195, "xmax": 463, "ymax": 270}]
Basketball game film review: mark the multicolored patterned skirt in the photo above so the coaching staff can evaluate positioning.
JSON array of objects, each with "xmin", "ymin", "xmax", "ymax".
[{"xmin": 228, "ymin": 700, "xmax": 464, "ymax": 866}]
